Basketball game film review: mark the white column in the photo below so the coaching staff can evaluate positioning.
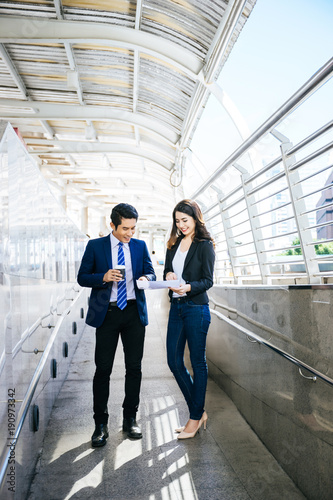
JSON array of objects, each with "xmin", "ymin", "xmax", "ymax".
[
  {"xmin": 81, "ymin": 206, "xmax": 88, "ymax": 235},
  {"xmin": 99, "ymin": 215, "xmax": 108, "ymax": 236},
  {"xmin": 149, "ymin": 230, "xmax": 154, "ymax": 254}
]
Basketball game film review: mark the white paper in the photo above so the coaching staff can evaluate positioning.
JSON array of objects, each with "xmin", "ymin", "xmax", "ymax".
[{"xmin": 136, "ymin": 279, "xmax": 180, "ymax": 290}]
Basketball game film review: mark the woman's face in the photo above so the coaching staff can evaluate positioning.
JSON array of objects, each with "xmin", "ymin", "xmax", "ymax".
[{"xmin": 175, "ymin": 211, "xmax": 196, "ymax": 238}]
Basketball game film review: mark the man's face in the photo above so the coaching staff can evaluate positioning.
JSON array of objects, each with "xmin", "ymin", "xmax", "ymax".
[{"xmin": 111, "ymin": 218, "xmax": 137, "ymax": 243}]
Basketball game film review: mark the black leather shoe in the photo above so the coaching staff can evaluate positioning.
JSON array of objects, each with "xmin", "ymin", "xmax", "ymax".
[
  {"xmin": 91, "ymin": 424, "xmax": 109, "ymax": 447},
  {"xmin": 122, "ymin": 417, "xmax": 142, "ymax": 439}
]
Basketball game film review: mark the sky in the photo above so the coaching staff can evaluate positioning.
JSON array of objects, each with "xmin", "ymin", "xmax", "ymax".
[{"xmin": 190, "ymin": 0, "xmax": 333, "ymax": 181}]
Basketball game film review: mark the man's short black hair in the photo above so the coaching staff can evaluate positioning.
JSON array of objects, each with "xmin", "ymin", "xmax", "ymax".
[{"xmin": 111, "ymin": 203, "xmax": 139, "ymax": 229}]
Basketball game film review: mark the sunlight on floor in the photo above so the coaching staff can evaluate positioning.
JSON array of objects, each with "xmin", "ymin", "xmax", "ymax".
[
  {"xmin": 73, "ymin": 448, "xmax": 95, "ymax": 463},
  {"xmin": 154, "ymin": 411, "xmax": 179, "ymax": 445},
  {"xmin": 114, "ymin": 439, "xmax": 142, "ymax": 470},
  {"xmin": 152, "ymin": 396, "xmax": 177, "ymax": 412},
  {"xmin": 162, "ymin": 454, "xmax": 189, "ymax": 478},
  {"xmin": 48, "ymin": 435, "xmax": 88, "ymax": 464},
  {"xmin": 148, "ymin": 481, "xmax": 196, "ymax": 500},
  {"xmin": 171, "ymin": 472, "xmax": 199, "ymax": 500},
  {"xmin": 63, "ymin": 459, "xmax": 104, "ymax": 500}
]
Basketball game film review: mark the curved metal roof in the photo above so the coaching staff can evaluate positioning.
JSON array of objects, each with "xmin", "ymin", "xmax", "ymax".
[{"xmin": 0, "ymin": 0, "xmax": 256, "ymax": 234}]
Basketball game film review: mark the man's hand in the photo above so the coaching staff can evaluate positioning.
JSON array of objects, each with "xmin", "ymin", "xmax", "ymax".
[
  {"xmin": 138, "ymin": 276, "xmax": 149, "ymax": 281},
  {"xmin": 103, "ymin": 269, "xmax": 123, "ymax": 282}
]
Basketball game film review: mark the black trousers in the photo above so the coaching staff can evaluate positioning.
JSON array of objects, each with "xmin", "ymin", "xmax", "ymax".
[{"xmin": 93, "ymin": 302, "xmax": 145, "ymax": 424}]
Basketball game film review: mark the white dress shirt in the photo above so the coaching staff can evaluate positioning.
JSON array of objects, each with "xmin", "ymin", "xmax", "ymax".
[
  {"xmin": 172, "ymin": 246, "xmax": 188, "ymax": 297},
  {"xmin": 110, "ymin": 232, "xmax": 136, "ymax": 302}
]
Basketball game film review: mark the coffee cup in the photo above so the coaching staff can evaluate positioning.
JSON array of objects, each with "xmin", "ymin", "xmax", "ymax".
[{"xmin": 115, "ymin": 265, "xmax": 125, "ymax": 280}]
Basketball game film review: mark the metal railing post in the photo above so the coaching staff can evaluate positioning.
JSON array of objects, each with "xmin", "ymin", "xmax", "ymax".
[
  {"xmin": 216, "ymin": 191, "xmax": 237, "ymax": 282},
  {"xmin": 272, "ymin": 129, "xmax": 321, "ymax": 283},
  {"xmin": 235, "ymin": 164, "xmax": 267, "ymax": 283}
]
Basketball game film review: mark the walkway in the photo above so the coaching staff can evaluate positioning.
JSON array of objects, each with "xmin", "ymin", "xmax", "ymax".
[{"xmin": 27, "ymin": 287, "xmax": 305, "ymax": 500}]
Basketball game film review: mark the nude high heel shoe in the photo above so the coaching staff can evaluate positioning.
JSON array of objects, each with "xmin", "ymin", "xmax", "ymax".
[
  {"xmin": 177, "ymin": 412, "xmax": 208, "ymax": 440},
  {"xmin": 175, "ymin": 411, "xmax": 208, "ymax": 433}
]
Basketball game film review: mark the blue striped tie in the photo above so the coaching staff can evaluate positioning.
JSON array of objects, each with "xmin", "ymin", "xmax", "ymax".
[{"xmin": 117, "ymin": 242, "xmax": 127, "ymax": 310}]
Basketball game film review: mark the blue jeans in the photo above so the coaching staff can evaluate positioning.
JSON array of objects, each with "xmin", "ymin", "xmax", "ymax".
[{"xmin": 166, "ymin": 299, "xmax": 211, "ymax": 420}]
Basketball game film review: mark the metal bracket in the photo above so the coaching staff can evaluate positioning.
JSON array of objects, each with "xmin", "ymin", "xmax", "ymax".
[
  {"xmin": 299, "ymin": 367, "xmax": 317, "ymax": 382},
  {"xmin": 246, "ymin": 336, "xmax": 258, "ymax": 343}
]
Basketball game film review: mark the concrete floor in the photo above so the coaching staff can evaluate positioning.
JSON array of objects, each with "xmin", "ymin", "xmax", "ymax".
[{"xmin": 27, "ymin": 287, "xmax": 305, "ymax": 500}]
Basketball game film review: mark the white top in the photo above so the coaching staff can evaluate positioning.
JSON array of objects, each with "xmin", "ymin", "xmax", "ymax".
[
  {"xmin": 172, "ymin": 246, "xmax": 188, "ymax": 297},
  {"xmin": 110, "ymin": 232, "xmax": 136, "ymax": 302}
]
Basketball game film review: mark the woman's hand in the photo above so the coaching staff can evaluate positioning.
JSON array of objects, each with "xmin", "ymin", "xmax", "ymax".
[
  {"xmin": 169, "ymin": 283, "xmax": 191, "ymax": 295},
  {"xmin": 166, "ymin": 272, "xmax": 177, "ymax": 281}
]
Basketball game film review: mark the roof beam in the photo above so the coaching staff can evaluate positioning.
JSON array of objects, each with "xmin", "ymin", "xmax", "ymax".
[
  {"xmin": 64, "ymin": 42, "xmax": 84, "ymax": 105},
  {"xmin": 0, "ymin": 44, "xmax": 28, "ymax": 98},
  {"xmin": 0, "ymin": 44, "xmax": 55, "ymax": 139},
  {"xmin": 133, "ymin": 0, "xmax": 142, "ymax": 117},
  {"xmin": 63, "ymin": 41, "xmax": 98, "ymax": 140},
  {"xmin": 54, "ymin": 0, "xmax": 64, "ymax": 20},
  {"xmin": 135, "ymin": 0, "xmax": 143, "ymax": 29},
  {"xmin": 178, "ymin": 0, "xmax": 249, "ymax": 149},
  {"xmin": 0, "ymin": 100, "xmax": 178, "ymax": 144},
  {"xmin": 0, "ymin": 17, "xmax": 203, "ymax": 76},
  {"xmin": 28, "ymin": 142, "xmax": 173, "ymax": 169},
  {"xmin": 40, "ymin": 120, "xmax": 55, "ymax": 139},
  {"xmin": 179, "ymin": 83, "xmax": 208, "ymax": 149},
  {"xmin": 204, "ymin": 0, "xmax": 248, "ymax": 83},
  {"xmin": 133, "ymin": 49, "xmax": 140, "ymax": 113}
]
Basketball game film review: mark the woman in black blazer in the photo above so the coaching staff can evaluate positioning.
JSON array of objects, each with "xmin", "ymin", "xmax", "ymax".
[{"xmin": 164, "ymin": 199, "xmax": 215, "ymax": 439}]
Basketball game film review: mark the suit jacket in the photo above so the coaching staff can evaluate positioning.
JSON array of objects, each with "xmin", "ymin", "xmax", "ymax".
[
  {"xmin": 163, "ymin": 238, "xmax": 215, "ymax": 304},
  {"xmin": 77, "ymin": 235, "xmax": 156, "ymax": 327}
]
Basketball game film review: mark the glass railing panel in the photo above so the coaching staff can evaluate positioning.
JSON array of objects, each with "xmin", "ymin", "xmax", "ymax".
[{"xmin": 0, "ymin": 123, "xmax": 87, "ymax": 482}]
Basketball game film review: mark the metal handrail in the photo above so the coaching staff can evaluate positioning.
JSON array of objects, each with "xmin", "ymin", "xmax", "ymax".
[
  {"xmin": 289, "ymin": 141, "xmax": 333, "ymax": 171},
  {"xmin": 286, "ymin": 120, "xmax": 333, "ymax": 156},
  {"xmin": 245, "ymin": 156, "xmax": 282, "ymax": 184},
  {"xmin": 192, "ymin": 57, "xmax": 333, "ymax": 199},
  {"xmin": 12, "ymin": 313, "xmax": 51, "ymax": 360},
  {"xmin": 210, "ymin": 305, "xmax": 333, "ymax": 387},
  {"xmin": 257, "ymin": 215, "xmax": 295, "ymax": 229},
  {"xmin": 308, "ymin": 237, "xmax": 333, "ymax": 246},
  {"xmin": 306, "ymin": 219, "xmax": 333, "ymax": 231},
  {"xmin": 225, "ymin": 206, "xmax": 248, "ymax": 219},
  {"xmin": 11, "ymin": 285, "xmax": 80, "ymax": 360},
  {"xmin": 0, "ymin": 288, "xmax": 85, "ymax": 489},
  {"xmin": 252, "ymin": 186, "xmax": 289, "ymax": 205},
  {"xmin": 295, "ymin": 163, "xmax": 332, "ymax": 185},
  {"xmin": 258, "ymin": 229, "xmax": 298, "ymax": 241},
  {"xmin": 312, "ymin": 255, "xmax": 333, "ymax": 261},
  {"xmin": 246, "ymin": 171, "xmax": 286, "ymax": 197},
  {"xmin": 255, "ymin": 201, "xmax": 292, "ymax": 217}
]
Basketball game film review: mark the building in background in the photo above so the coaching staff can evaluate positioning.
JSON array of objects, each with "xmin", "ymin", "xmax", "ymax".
[{"xmin": 316, "ymin": 170, "xmax": 333, "ymax": 240}]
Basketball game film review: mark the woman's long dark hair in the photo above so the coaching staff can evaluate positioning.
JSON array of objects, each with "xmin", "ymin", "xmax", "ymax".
[{"xmin": 167, "ymin": 199, "xmax": 214, "ymax": 249}]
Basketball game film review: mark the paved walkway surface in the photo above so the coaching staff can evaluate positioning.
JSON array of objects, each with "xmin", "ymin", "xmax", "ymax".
[{"xmin": 27, "ymin": 286, "xmax": 305, "ymax": 500}]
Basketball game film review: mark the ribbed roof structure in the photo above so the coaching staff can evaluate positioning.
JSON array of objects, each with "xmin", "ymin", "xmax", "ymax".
[{"xmin": 0, "ymin": 0, "xmax": 256, "ymax": 231}]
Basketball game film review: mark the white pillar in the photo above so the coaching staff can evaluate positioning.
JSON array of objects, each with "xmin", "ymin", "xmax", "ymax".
[
  {"xmin": 149, "ymin": 231, "xmax": 154, "ymax": 254},
  {"xmin": 59, "ymin": 193, "xmax": 67, "ymax": 211},
  {"xmin": 99, "ymin": 215, "xmax": 107, "ymax": 236},
  {"xmin": 81, "ymin": 206, "xmax": 88, "ymax": 235}
]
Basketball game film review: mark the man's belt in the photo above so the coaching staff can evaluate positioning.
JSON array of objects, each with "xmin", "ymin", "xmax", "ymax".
[{"xmin": 108, "ymin": 300, "xmax": 136, "ymax": 310}]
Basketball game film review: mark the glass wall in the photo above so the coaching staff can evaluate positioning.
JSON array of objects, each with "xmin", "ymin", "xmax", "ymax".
[{"xmin": 0, "ymin": 122, "xmax": 87, "ymax": 497}]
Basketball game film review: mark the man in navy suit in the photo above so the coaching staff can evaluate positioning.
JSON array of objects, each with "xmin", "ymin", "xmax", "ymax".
[{"xmin": 77, "ymin": 203, "xmax": 156, "ymax": 446}]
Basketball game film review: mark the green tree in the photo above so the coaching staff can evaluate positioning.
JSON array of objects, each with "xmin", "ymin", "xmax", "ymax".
[{"xmin": 279, "ymin": 237, "xmax": 333, "ymax": 255}]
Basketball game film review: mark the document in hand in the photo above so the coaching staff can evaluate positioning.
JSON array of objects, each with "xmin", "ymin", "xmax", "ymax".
[{"xmin": 136, "ymin": 280, "xmax": 180, "ymax": 290}]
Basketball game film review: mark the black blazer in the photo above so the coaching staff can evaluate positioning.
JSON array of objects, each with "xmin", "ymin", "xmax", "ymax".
[{"xmin": 163, "ymin": 238, "xmax": 215, "ymax": 304}]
